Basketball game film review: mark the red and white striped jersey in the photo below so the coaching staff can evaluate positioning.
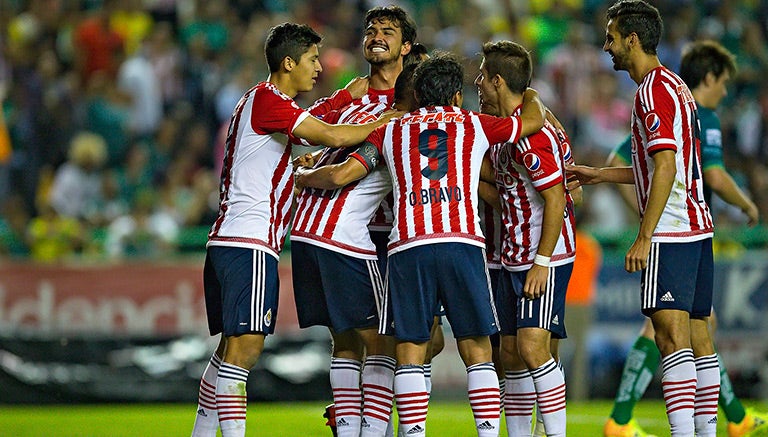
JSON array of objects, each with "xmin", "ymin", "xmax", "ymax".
[
  {"xmin": 291, "ymin": 89, "xmax": 395, "ymax": 259},
  {"xmin": 490, "ymin": 120, "xmax": 576, "ymax": 271},
  {"xmin": 363, "ymin": 106, "xmax": 522, "ymax": 254},
  {"xmin": 367, "ymin": 193, "xmax": 394, "ymax": 233},
  {"xmin": 631, "ymin": 66, "xmax": 713, "ymax": 242},
  {"xmin": 207, "ymin": 82, "xmax": 315, "ymax": 259},
  {"xmin": 479, "ymin": 199, "xmax": 503, "ymax": 269}
]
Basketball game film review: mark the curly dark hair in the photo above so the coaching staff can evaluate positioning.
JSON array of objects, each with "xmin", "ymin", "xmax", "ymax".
[
  {"xmin": 413, "ymin": 51, "xmax": 464, "ymax": 107},
  {"xmin": 264, "ymin": 23, "xmax": 322, "ymax": 72},
  {"xmin": 606, "ymin": 0, "xmax": 663, "ymax": 55},
  {"xmin": 364, "ymin": 5, "xmax": 417, "ymax": 46}
]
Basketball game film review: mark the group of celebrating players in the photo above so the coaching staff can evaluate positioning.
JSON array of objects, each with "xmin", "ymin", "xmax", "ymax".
[{"xmin": 187, "ymin": 1, "xmax": 766, "ymax": 436}]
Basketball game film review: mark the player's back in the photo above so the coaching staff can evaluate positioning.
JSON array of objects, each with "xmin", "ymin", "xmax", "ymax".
[{"xmin": 372, "ymin": 106, "xmax": 520, "ymax": 254}]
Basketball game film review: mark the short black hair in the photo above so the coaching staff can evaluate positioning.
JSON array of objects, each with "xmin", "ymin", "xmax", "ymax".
[
  {"xmin": 413, "ymin": 51, "xmax": 463, "ymax": 107},
  {"xmin": 264, "ymin": 23, "xmax": 322, "ymax": 73},
  {"xmin": 404, "ymin": 42, "xmax": 429, "ymax": 67},
  {"xmin": 481, "ymin": 41, "xmax": 532, "ymax": 94},
  {"xmin": 606, "ymin": 0, "xmax": 663, "ymax": 55},
  {"xmin": 679, "ymin": 40, "xmax": 736, "ymax": 89},
  {"xmin": 365, "ymin": 5, "xmax": 417, "ymax": 46}
]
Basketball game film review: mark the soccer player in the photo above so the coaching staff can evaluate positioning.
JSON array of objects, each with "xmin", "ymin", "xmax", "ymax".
[
  {"xmin": 298, "ymin": 52, "xmax": 545, "ymax": 436},
  {"xmin": 290, "ymin": 6, "xmax": 417, "ymax": 437},
  {"xmin": 476, "ymin": 40, "xmax": 575, "ymax": 437},
  {"xmin": 602, "ymin": 40, "xmax": 765, "ymax": 437},
  {"xmin": 191, "ymin": 22, "xmax": 397, "ymax": 437},
  {"xmin": 568, "ymin": 1, "xmax": 720, "ymax": 435}
]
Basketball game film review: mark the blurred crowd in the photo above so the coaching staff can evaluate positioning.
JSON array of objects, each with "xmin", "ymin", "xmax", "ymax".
[{"xmin": 1, "ymin": 0, "xmax": 767, "ymax": 263}]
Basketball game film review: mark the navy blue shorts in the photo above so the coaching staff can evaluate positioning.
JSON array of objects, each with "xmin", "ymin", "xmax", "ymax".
[
  {"xmin": 203, "ymin": 246, "xmax": 280, "ymax": 336},
  {"xmin": 496, "ymin": 263, "xmax": 571, "ymax": 339},
  {"xmin": 382, "ymin": 243, "xmax": 499, "ymax": 343},
  {"xmin": 292, "ymin": 241, "xmax": 384, "ymax": 333},
  {"xmin": 641, "ymin": 239, "xmax": 713, "ymax": 318}
]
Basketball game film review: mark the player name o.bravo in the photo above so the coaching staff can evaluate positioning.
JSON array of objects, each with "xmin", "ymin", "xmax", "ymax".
[{"xmin": 408, "ymin": 186, "xmax": 462, "ymax": 206}]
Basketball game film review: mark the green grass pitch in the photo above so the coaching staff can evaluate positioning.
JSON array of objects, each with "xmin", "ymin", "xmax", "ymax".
[{"xmin": 1, "ymin": 399, "xmax": 766, "ymax": 436}]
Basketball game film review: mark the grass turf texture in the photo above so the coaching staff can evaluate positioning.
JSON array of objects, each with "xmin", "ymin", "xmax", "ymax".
[{"xmin": 1, "ymin": 400, "xmax": 766, "ymax": 436}]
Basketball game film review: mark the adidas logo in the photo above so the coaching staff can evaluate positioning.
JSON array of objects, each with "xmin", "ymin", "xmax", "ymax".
[
  {"xmin": 406, "ymin": 425, "xmax": 424, "ymax": 434},
  {"xmin": 361, "ymin": 418, "xmax": 370, "ymax": 428},
  {"xmin": 660, "ymin": 291, "xmax": 675, "ymax": 302},
  {"xmin": 551, "ymin": 315, "xmax": 559, "ymax": 325},
  {"xmin": 477, "ymin": 420, "xmax": 495, "ymax": 430},
  {"xmin": 197, "ymin": 408, "xmax": 207, "ymax": 417},
  {"xmin": 708, "ymin": 416, "xmax": 718, "ymax": 424},
  {"xmin": 337, "ymin": 418, "xmax": 350, "ymax": 427}
]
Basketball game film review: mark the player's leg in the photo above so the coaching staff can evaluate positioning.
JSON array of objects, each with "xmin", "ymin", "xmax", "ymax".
[
  {"xmin": 386, "ymin": 246, "xmax": 435, "ymax": 437},
  {"xmin": 193, "ymin": 253, "xmax": 226, "ymax": 437},
  {"xmin": 218, "ymin": 333, "xmax": 265, "ymax": 437},
  {"xmin": 441, "ymin": 244, "xmax": 502, "ymax": 437},
  {"xmin": 709, "ymin": 311, "xmax": 768, "ymax": 435},
  {"xmin": 495, "ymin": 269, "xmax": 534, "ymax": 436},
  {"xmin": 359, "ymin": 328, "xmax": 396, "ymax": 437},
  {"xmin": 424, "ymin": 315, "xmax": 445, "ymax": 396},
  {"xmin": 645, "ymin": 242, "xmax": 698, "ymax": 437},
  {"xmin": 516, "ymin": 263, "xmax": 570, "ymax": 437},
  {"xmin": 330, "ymin": 329, "xmax": 365, "ymax": 437},
  {"xmin": 690, "ymin": 239, "xmax": 719, "ymax": 437},
  {"xmin": 192, "ymin": 336, "xmax": 226, "ymax": 437},
  {"xmin": 604, "ymin": 318, "xmax": 660, "ymax": 437}
]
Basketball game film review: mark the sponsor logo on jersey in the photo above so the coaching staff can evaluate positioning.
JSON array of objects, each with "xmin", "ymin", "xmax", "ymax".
[
  {"xmin": 562, "ymin": 142, "xmax": 572, "ymax": 162},
  {"xmin": 523, "ymin": 153, "xmax": 541, "ymax": 172},
  {"xmin": 645, "ymin": 113, "xmax": 661, "ymax": 132},
  {"xmin": 408, "ymin": 186, "xmax": 462, "ymax": 206}
]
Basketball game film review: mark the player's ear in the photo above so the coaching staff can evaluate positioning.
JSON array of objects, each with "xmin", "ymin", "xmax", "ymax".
[
  {"xmin": 452, "ymin": 90, "xmax": 463, "ymax": 107},
  {"xmin": 492, "ymin": 74, "xmax": 503, "ymax": 89},
  {"xmin": 283, "ymin": 56, "xmax": 295, "ymax": 72},
  {"xmin": 401, "ymin": 41, "xmax": 412, "ymax": 57}
]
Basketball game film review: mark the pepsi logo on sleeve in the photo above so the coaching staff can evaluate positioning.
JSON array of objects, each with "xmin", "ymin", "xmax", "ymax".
[
  {"xmin": 645, "ymin": 113, "xmax": 661, "ymax": 132},
  {"xmin": 523, "ymin": 153, "xmax": 541, "ymax": 172}
]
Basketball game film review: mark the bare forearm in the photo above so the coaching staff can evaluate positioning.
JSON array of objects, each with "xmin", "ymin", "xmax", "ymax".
[
  {"xmin": 639, "ymin": 157, "xmax": 675, "ymax": 239},
  {"xmin": 538, "ymin": 187, "xmax": 566, "ymax": 257},
  {"xmin": 479, "ymin": 181, "xmax": 501, "ymax": 211}
]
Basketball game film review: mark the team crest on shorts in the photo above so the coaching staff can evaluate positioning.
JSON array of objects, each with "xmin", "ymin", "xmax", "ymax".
[{"xmin": 264, "ymin": 309, "xmax": 272, "ymax": 327}]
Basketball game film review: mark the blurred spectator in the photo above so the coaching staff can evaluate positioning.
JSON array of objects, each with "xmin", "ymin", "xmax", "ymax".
[
  {"xmin": 117, "ymin": 38, "xmax": 163, "ymax": 139},
  {"xmin": 109, "ymin": 0, "xmax": 154, "ymax": 56},
  {"xmin": 83, "ymin": 71, "xmax": 130, "ymax": 167},
  {"xmin": 145, "ymin": 21, "xmax": 184, "ymax": 110},
  {"xmin": 26, "ymin": 200, "xmax": 84, "ymax": 263},
  {"xmin": 105, "ymin": 187, "xmax": 178, "ymax": 259},
  {"xmin": 579, "ymin": 70, "xmax": 631, "ymax": 159},
  {"xmin": 48, "ymin": 131, "xmax": 107, "ymax": 223},
  {"xmin": 73, "ymin": 1, "xmax": 124, "ymax": 84}
]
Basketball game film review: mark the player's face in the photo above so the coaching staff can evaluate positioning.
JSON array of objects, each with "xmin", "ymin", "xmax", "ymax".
[
  {"xmin": 293, "ymin": 44, "xmax": 323, "ymax": 92},
  {"xmin": 364, "ymin": 17, "xmax": 408, "ymax": 66},
  {"xmin": 604, "ymin": 19, "xmax": 629, "ymax": 71},
  {"xmin": 475, "ymin": 60, "xmax": 500, "ymax": 116}
]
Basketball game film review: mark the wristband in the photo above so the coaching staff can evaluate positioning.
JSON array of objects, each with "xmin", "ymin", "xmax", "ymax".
[{"xmin": 533, "ymin": 254, "xmax": 551, "ymax": 267}]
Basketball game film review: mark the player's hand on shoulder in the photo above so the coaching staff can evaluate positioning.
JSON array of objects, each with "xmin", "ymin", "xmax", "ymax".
[
  {"xmin": 344, "ymin": 76, "xmax": 370, "ymax": 100},
  {"xmin": 379, "ymin": 108, "xmax": 405, "ymax": 122}
]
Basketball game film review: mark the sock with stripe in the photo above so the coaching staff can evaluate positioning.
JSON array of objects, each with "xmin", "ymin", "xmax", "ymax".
[
  {"xmin": 394, "ymin": 365, "xmax": 428, "ymax": 437},
  {"xmin": 610, "ymin": 335, "xmax": 661, "ymax": 425},
  {"xmin": 361, "ymin": 355, "xmax": 396, "ymax": 437},
  {"xmin": 531, "ymin": 358, "xmax": 566, "ymax": 437},
  {"xmin": 694, "ymin": 354, "xmax": 720, "ymax": 436},
  {"xmin": 504, "ymin": 369, "xmax": 535, "ymax": 436},
  {"xmin": 717, "ymin": 353, "xmax": 746, "ymax": 424},
  {"xmin": 498, "ymin": 379, "xmax": 506, "ymax": 416},
  {"xmin": 423, "ymin": 363, "xmax": 433, "ymax": 395},
  {"xmin": 192, "ymin": 353, "xmax": 222, "ymax": 437},
  {"xmin": 661, "ymin": 348, "xmax": 696, "ymax": 436},
  {"xmin": 216, "ymin": 362, "xmax": 249, "ymax": 437},
  {"xmin": 330, "ymin": 358, "xmax": 363, "ymax": 437},
  {"xmin": 467, "ymin": 362, "xmax": 501, "ymax": 436}
]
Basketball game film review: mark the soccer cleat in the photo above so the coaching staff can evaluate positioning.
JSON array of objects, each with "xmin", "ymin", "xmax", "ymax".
[
  {"xmin": 323, "ymin": 403, "xmax": 338, "ymax": 437},
  {"xmin": 603, "ymin": 418, "xmax": 658, "ymax": 437},
  {"xmin": 727, "ymin": 407, "xmax": 768, "ymax": 437}
]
